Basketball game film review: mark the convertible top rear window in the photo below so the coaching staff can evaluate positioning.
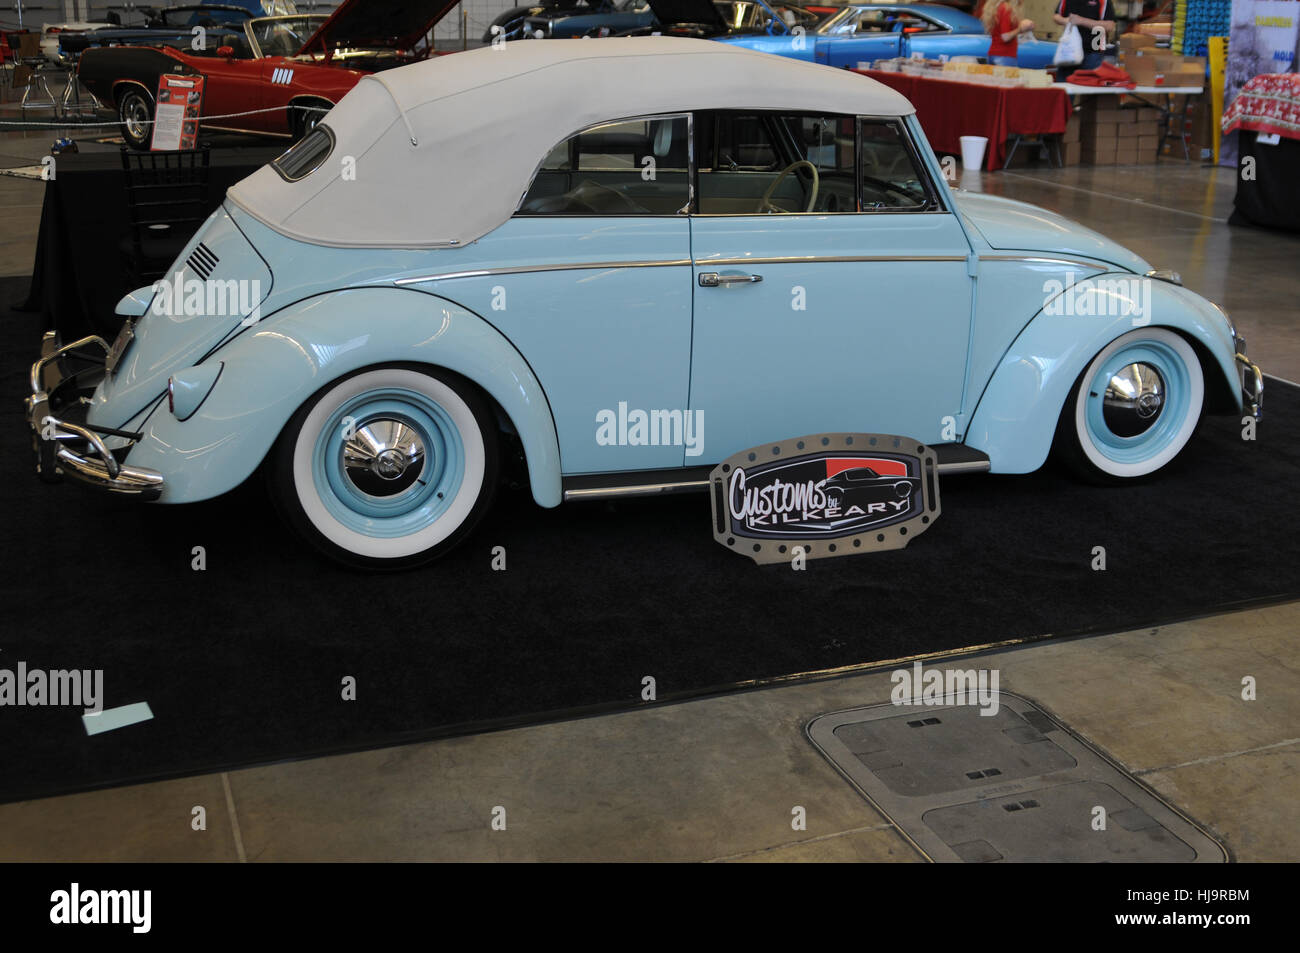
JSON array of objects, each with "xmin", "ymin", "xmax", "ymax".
[{"xmin": 272, "ymin": 125, "xmax": 335, "ymax": 183}]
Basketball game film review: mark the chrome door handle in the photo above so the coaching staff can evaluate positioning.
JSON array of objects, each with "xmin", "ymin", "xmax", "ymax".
[{"xmin": 698, "ymin": 272, "xmax": 763, "ymax": 288}]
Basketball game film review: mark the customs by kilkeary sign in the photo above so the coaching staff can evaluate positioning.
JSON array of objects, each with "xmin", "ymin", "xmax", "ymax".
[{"xmin": 709, "ymin": 433, "xmax": 940, "ymax": 564}]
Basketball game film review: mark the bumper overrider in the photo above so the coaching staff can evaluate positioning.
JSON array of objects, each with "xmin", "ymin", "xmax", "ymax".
[
  {"xmin": 1236, "ymin": 335, "xmax": 1263, "ymax": 421},
  {"xmin": 25, "ymin": 329, "xmax": 164, "ymax": 500}
]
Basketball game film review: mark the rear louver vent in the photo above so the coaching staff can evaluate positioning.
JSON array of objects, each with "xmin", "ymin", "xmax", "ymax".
[{"xmin": 187, "ymin": 243, "xmax": 218, "ymax": 279}]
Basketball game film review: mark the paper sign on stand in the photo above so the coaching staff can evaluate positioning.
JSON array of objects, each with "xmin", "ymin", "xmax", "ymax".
[{"xmin": 151, "ymin": 74, "xmax": 205, "ymax": 151}]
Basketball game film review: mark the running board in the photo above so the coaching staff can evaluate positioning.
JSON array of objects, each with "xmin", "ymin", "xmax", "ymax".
[{"xmin": 561, "ymin": 444, "xmax": 990, "ymax": 502}]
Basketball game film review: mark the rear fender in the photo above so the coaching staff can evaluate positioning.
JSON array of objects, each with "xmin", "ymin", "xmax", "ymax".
[{"xmin": 122, "ymin": 286, "xmax": 563, "ymax": 506}]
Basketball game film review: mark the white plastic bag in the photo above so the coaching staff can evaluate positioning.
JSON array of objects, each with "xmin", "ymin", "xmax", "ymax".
[{"xmin": 1053, "ymin": 24, "xmax": 1084, "ymax": 68}]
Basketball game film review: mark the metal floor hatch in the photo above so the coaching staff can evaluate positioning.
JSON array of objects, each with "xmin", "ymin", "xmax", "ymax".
[{"xmin": 808, "ymin": 692, "xmax": 1226, "ymax": 863}]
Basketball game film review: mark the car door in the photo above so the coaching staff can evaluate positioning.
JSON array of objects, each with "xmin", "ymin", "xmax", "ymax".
[
  {"xmin": 815, "ymin": 8, "xmax": 904, "ymax": 68},
  {"xmin": 687, "ymin": 112, "xmax": 973, "ymax": 463},
  {"xmin": 186, "ymin": 26, "xmax": 266, "ymax": 132},
  {"xmin": 470, "ymin": 113, "xmax": 695, "ymax": 474}
]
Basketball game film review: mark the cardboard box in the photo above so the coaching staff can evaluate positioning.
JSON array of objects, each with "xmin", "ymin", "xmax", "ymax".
[
  {"xmin": 1082, "ymin": 122, "xmax": 1119, "ymax": 144},
  {"xmin": 1062, "ymin": 114, "xmax": 1081, "ymax": 144},
  {"xmin": 1120, "ymin": 33, "xmax": 1157, "ymax": 52},
  {"xmin": 1136, "ymin": 20, "xmax": 1173, "ymax": 38},
  {"xmin": 1116, "ymin": 123, "xmax": 1142, "ymax": 138},
  {"xmin": 1137, "ymin": 134, "xmax": 1160, "ymax": 161},
  {"xmin": 1062, "ymin": 141, "xmax": 1082, "ymax": 165},
  {"xmin": 1082, "ymin": 140, "xmax": 1117, "ymax": 164},
  {"xmin": 1137, "ymin": 119, "xmax": 1161, "ymax": 136},
  {"xmin": 1115, "ymin": 144, "xmax": 1139, "ymax": 164}
]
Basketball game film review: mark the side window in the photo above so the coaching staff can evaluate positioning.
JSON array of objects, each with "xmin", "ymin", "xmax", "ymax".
[
  {"xmin": 517, "ymin": 115, "xmax": 690, "ymax": 216},
  {"xmin": 859, "ymin": 119, "xmax": 934, "ymax": 211},
  {"xmin": 697, "ymin": 111, "xmax": 856, "ymax": 215}
]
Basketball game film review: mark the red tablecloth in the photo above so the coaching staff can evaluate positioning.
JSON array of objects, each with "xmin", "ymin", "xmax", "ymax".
[
  {"xmin": 1222, "ymin": 73, "xmax": 1300, "ymax": 141},
  {"xmin": 853, "ymin": 70, "xmax": 1073, "ymax": 170}
]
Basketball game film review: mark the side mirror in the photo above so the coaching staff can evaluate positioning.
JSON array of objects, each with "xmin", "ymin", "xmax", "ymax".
[{"xmin": 216, "ymin": 45, "xmax": 234, "ymax": 58}]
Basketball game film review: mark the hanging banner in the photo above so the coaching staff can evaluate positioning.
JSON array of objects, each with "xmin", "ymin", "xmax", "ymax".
[
  {"xmin": 151, "ymin": 74, "xmax": 205, "ymax": 151},
  {"xmin": 1222, "ymin": 0, "xmax": 1300, "ymax": 163}
]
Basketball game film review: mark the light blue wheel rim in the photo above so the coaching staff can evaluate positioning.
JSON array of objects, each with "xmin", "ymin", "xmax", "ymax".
[
  {"xmin": 1083, "ymin": 340, "xmax": 1191, "ymax": 465},
  {"xmin": 312, "ymin": 388, "xmax": 465, "ymax": 540}
]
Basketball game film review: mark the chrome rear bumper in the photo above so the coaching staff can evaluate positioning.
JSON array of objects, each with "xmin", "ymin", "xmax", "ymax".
[
  {"xmin": 1235, "ymin": 336, "xmax": 1263, "ymax": 421},
  {"xmin": 25, "ymin": 330, "xmax": 164, "ymax": 500}
]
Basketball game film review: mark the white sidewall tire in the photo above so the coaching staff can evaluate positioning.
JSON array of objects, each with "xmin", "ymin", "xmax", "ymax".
[
  {"xmin": 291, "ymin": 368, "xmax": 486, "ymax": 561},
  {"xmin": 1073, "ymin": 328, "xmax": 1203, "ymax": 479}
]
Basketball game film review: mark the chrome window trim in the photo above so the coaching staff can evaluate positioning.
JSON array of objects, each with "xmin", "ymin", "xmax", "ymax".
[
  {"xmin": 272, "ymin": 122, "xmax": 336, "ymax": 183},
  {"xmin": 513, "ymin": 111, "xmax": 695, "ymax": 218},
  {"xmin": 512, "ymin": 110, "xmax": 944, "ymax": 219}
]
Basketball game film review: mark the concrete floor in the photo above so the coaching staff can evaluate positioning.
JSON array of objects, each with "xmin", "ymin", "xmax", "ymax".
[{"xmin": 1, "ymin": 122, "xmax": 1297, "ymax": 862}]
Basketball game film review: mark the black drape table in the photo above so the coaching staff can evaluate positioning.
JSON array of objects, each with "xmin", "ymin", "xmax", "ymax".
[
  {"xmin": 1228, "ymin": 131, "xmax": 1300, "ymax": 233},
  {"xmin": 20, "ymin": 145, "xmax": 284, "ymax": 340}
]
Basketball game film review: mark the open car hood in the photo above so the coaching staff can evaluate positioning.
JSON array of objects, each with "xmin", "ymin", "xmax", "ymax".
[
  {"xmin": 643, "ymin": 0, "xmax": 728, "ymax": 29},
  {"xmin": 296, "ymin": 0, "xmax": 461, "ymax": 55}
]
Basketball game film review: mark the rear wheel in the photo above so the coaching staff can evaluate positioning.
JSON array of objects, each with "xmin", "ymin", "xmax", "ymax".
[
  {"xmin": 117, "ymin": 87, "xmax": 153, "ymax": 150},
  {"xmin": 269, "ymin": 365, "xmax": 499, "ymax": 569},
  {"xmin": 1055, "ymin": 328, "xmax": 1204, "ymax": 482},
  {"xmin": 290, "ymin": 98, "xmax": 331, "ymax": 141}
]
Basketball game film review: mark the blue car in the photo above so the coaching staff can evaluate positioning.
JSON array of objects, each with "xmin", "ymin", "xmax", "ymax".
[
  {"xmin": 26, "ymin": 38, "xmax": 1261, "ymax": 567},
  {"xmin": 524, "ymin": 0, "xmax": 818, "ymax": 39},
  {"xmin": 720, "ymin": 3, "xmax": 1059, "ymax": 69}
]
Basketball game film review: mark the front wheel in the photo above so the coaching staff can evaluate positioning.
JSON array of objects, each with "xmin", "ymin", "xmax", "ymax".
[
  {"xmin": 269, "ymin": 365, "xmax": 499, "ymax": 569},
  {"xmin": 118, "ymin": 87, "xmax": 153, "ymax": 150},
  {"xmin": 1055, "ymin": 327, "xmax": 1204, "ymax": 482}
]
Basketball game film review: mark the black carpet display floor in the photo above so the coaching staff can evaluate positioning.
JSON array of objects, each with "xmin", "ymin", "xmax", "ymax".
[{"xmin": 2, "ymin": 276, "xmax": 1298, "ymax": 803}]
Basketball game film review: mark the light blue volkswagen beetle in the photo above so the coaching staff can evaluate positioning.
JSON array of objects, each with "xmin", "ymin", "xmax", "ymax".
[{"xmin": 26, "ymin": 38, "xmax": 1262, "ymax": 567}]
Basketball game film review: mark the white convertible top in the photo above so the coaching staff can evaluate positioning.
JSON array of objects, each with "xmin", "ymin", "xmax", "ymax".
[{"xmin": 226, "ymin": 37, "xmax": 915, "ymax": 249}]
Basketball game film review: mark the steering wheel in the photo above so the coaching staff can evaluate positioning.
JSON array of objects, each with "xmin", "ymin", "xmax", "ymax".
[{"xmin": 759, "ymin": 160, "xmax": 820, "ymax": 213}]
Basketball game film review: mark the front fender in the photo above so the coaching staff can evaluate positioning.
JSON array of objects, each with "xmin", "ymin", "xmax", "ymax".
[
  {"xmin": 966, "ymin": 277, "xmax": 1239, "ymax": 473},
  {"xmin": 122, "ymin": 287, "xmax": 563, "ymax": 507}
]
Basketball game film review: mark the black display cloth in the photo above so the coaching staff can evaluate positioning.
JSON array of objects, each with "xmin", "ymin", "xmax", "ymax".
[
  {"xmin": 1, "ymin": 276, "xmax": 1297, "ymax": 803},
  {"xmin": 18, "ymin": 146, "xmax": 283, "ymax": 339},
  {"xmin": 1228, "ymin": 131, "xmax": 1300, "ymax": 233}
]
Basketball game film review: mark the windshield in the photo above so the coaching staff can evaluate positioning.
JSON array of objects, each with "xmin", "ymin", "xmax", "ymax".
[{"xmin": 251, "ymin": 15, "xmax": 327, "ymax": 56}]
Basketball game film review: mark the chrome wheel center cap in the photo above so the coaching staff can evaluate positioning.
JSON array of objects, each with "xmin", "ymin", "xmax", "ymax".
[
  {"xmin": 1102, "ymin": 362, "xmax": 1166, "ymax": 438},
  {"xmin": 342, "ymin": 418, "xmax": 427, "ymax": 497},
  {"xmin": 375, "ymin": 448, "xmax": 409, "ymax": 480}
]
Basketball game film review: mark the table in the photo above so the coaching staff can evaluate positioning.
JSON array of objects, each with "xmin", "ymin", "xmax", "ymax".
[
  {"xmin": 19, "ymin": 144, "xmax": 282, "ymax": 340},
  {"xmin": 1061, "ymin": 83, "xmax": 1204, "ymax": 159},
  {"xmin": 1222, "ymin": 75, "xmax": 1300, "ymax": 232},
  {"xmin": 854, "ymin": 70, "xmax": 1073, "ymax": 171}
]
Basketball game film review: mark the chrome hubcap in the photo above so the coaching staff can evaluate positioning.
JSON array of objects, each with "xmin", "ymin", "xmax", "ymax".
[
  {"xmin": 1102, "ymin": 362, "xmax": 1165, "ymax": 437},
  {"xmin": 342, "ymin": 418, "xmax": 426, "ymax": 497},
  {"xmin": 124, "ymin": 97, "xmax": 148, "ymax": 139}
]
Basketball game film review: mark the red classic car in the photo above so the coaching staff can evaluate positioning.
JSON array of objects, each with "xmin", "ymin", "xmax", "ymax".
[{"xmin": 77, "ymin": 0, "xmax": 459, "ymax": 148}]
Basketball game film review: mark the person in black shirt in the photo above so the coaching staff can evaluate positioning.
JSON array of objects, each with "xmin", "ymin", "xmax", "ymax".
[{"xmin": 1053, "ymin": 0, "xmax": 1115, "ymax": 71}]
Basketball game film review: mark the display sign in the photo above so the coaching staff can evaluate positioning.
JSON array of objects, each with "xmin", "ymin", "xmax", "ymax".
[
  {"xmin": 151, "ymin": 74, "xmax": 205, "ymax": 151},
  {"xmin": 709, "ymin": 433, "xmax": 940, "ymax": 564}
]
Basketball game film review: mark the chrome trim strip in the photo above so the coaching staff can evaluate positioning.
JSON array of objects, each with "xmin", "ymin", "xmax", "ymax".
[
  {"xmin": 978, "ymin": 254, "xmax": 1110, "ymax": 270},
  {"xmin": 564, "ymin": 456, "xmax": 989, "ymax": 501},
  {"xmin": 395, "ymin": 259, "xmax": 692, "ymax": 285},
  {"xmin": 396, "ymin": 254, "xmax": 966, "ymax": 286},
  {"xmin": 564, "ymin": 478, "xmax": 710, "ymax": 502},
  {"xmin": 699, "ymin": 254, "xmax": 967, "ymax": 266}
]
